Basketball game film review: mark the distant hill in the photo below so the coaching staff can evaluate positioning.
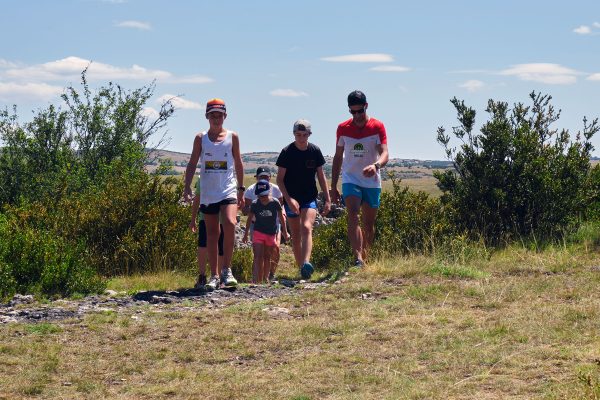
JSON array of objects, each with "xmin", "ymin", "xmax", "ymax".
[{"xmin": 145, "ymin": 149, "xmax": 453, "ymax": 179}]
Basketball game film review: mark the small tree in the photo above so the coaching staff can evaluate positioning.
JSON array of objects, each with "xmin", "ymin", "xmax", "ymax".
[
  {"xmin": 0, "ymin": 68, "xmax": 175, "ymax": 206},
  {"xmin": 435, "ymin": 92, "xmax": 599, "ymax": 244}
]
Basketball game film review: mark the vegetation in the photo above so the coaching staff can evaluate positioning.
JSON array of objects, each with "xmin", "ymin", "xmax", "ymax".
[
  {"xmin": 1, "ymin": 243, "xmax": 600, "ymax": 398},
  {"xmin": 435, "ymin": 92, "xmax": 599, "ymax": 244},
  {"xmin": 1, "ymin": 77, "xmax": 600, "ymax": 397},
  {"xmin": 0, "ymin": 70, "xmax": 186, "ymax": 299}
]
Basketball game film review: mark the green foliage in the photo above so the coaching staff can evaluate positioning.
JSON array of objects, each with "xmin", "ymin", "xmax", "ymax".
[
  {"xmin": 435, "ymin": 92, "xmax": 599, "ymax": 244},
  {"xmin": 311, "ymin": 213, "xmax": 353, "ymax": 276},
  {"xmin": 374, "ymin": 175, "xmax": 454, "ymax": 257},
  {"xmin": 0, "ymin": 69, "xmax": 181, "ymax": 297},
  {"xmin": 0, "ymin": 69, "xmax": 174, "ymax": 206},
  {"xmin": 0, "ymin": 213, "xmax": 105, "ymax": 300},
  {"xmin": 231, "ymin": 247, "xmax": 253, "ymax": 283}
]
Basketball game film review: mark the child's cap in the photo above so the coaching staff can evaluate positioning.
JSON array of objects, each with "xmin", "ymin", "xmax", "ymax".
[{"xmin": 254, "ymin": 179, "xmax": 271, "ymax": 196}]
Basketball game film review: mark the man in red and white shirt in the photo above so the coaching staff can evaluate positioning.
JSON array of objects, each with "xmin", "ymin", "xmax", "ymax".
[{"xmin": 331, "ymin": 90, "xmax": 389, "ymax": 267}]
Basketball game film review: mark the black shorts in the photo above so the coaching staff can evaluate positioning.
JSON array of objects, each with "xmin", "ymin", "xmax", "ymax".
[
  {"xmin": 200, "ymin": 198, "xmax": 237, "ymax": 215},
  {"xmin": 198, "ymin": 220, "xmax": 224, "ymax": 256}
]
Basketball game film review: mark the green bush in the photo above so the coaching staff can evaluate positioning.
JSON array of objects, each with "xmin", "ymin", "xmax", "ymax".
[
  {"xmin": 374, "ymin": 176, "xmax": 454, "ymax": 257},
  {"xmin": 231, "ymin": 247, "xmax": 253, "ymax": 283},
  {"xmin": 436, "ymin": 92, "xmax": 599, "ymax": 244},
  {"xmin": 311, "ymin": 212, "xmax": 353, "ymax": 277},
  {"xmin": 47, "ymin": 171, "xmax": 196, "ymax": 276},
  {"xmin": 0, "ymin": 215, "xmax": 105, "ymax": 300}
]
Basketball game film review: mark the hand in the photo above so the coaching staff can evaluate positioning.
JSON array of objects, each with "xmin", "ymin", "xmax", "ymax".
[
  {"xmin": 321, "ymin": 200, "xmax": 331, "ymax": 217},
  {"xmin": 182, "ymin": 187, "xmax": 193, "ymax": 204},
  {"xmin": 189, "ymin": 220, "xmax": 197, "ymax": 233},
  {"xmin": 237, "ymin": 191, "xmax": 244, "ymax": 208},
  {"xmin": 330, "ymin": 188, "xmax": 340, "ymax": 204},
  {"xmin": 283, "ymin": 232, "xmax": 290, "ymax": 242},
  {"xmin": 362, "ymin": 164, "xmax": 378, "ymax": 178},
  {"xmin": 287, "ymin": 198, "xmax": 300, "ymax": 215}
]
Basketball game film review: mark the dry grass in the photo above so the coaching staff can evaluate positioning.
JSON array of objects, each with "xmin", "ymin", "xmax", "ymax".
[{"xmin": 2, "ymin": 246, "xmax": 600, "ymax": 399}]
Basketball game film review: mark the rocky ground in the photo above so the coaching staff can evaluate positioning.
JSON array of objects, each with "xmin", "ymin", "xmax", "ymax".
[{"xmin": 0, "ymin": 279, "xmax": 338, "ymax": 324}]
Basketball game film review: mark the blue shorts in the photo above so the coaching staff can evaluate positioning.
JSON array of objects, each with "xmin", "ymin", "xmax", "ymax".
[
  {"xmin": 284, "ymin": 199, "xmax": 317, "ymax": 218},
  {"xmin": 342, "ymin": 183, "xmax": 381, "ymax": 208}
]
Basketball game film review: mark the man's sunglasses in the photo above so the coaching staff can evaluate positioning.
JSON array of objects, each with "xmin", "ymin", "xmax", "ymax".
[{"xmin": 349, "ymin": 108, "xmax": 366, "ymax": 115}]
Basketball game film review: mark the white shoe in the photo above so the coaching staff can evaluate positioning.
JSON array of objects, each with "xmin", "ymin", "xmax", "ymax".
[
  {"xmin": 220, "ymin": 267, "xmax": 238, "ymax": 287},
  {"xmin": 206, "ymin": 275, "xmax": 219, "ymax": 291}
]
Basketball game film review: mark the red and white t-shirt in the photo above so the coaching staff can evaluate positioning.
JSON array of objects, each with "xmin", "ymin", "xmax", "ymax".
[{"xmin": 336, "ymin": 117, "xmax": 387, "ymax": 188}]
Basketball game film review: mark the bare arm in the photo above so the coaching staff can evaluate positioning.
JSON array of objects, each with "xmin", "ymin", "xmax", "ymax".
[
  {"xmin": 243, "ymin": 210, "xmax": 254, "ymax": 242},
  {"xmin": 231, "ymin": 132, "xmax": 245, "ymax": 206},
  {"xmin": 278, "ymin": 209, "xmax": 289, "ymax": 240},
  {"xmin": 189, "ymin": 195, "xmax": 200, "ymax": 233},
  {"xmin": 363, "ymin": 143, "xmax": 390, "ymax": 178},
  {"xmin": 376, "ymin": 143, "xmax": 389, "ymax": 166},
  {"xmin": 277, "ymin": 166, "xmax": 299, "ymax": 214},
  {"xmin": 317, "ymin": 166, "xmax": 331, "ymax": 216},
  {"xmin": 331, "ymin": 145, "xmax": 344, "ymax": 203},
  {"xmin": 183, "ymin": 134, "xmax": 202, "ymax": 201},
  {"xmin": 242, "ymin": 195, "xmax": 252, "ymax": 215}
]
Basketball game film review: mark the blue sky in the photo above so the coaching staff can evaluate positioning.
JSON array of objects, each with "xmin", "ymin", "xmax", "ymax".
[{"xmin": 1, "ymin": 0, "xmax": 599, "ymax": 160}]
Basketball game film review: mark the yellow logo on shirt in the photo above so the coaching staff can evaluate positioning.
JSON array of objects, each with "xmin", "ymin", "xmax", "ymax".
[{"xmin": 205, "ymin": 161, "xmax": 227, "ymax": 170}]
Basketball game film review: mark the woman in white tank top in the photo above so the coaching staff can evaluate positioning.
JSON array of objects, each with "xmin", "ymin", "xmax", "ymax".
[{"xmin": 183, "ymin": 98, "xmax": 245, "ymax": 289}]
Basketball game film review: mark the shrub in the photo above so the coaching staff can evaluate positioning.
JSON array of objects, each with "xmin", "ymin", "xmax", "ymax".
[
  {"xmin": 436, "ymin": 92, "xmax": 599, "ymax": 244},
  {"xmin": 311, "ymin": 212, "xmax": 353, "ymax": 277},
  {"xmin": 50, "ymin": 171, "xmax": 196, "ymax": 276},
  {"xmin": 0, "ymin": 214, "xmax": 105, "ymax": 299},
  {"xmin": 231, "ymin": 247, "xmax": 253, "ymax": 283},
  {"xmin": 374, "ymin": 175, "xmax": 454, "ymax": 257}
]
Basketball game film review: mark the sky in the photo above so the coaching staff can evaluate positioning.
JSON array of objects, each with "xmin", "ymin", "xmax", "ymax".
[{"xmin": 1, "ymin": 0, "xmax": 600, "ymax": 160}]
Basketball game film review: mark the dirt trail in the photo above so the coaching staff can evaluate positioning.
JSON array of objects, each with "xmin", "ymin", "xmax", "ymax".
[{"xmin": 0, "ymin": 280, "xmax": 331, "ymax": 324}]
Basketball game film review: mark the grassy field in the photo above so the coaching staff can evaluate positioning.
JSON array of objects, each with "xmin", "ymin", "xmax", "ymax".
[{"xmin": 2, "ymin": 241, "xmax": 600, "ymax": 399}]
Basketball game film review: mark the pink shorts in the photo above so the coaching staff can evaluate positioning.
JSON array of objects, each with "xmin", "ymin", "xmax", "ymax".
[{"xmin": 252, "ymin": 230, "xmax": 276, "ymax": 246}]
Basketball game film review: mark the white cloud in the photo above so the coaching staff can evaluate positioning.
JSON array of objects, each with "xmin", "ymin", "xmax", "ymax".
[
  {"xmin": 171, "ymin": 75, "xmax": 214, "ymax": 84},
  {"xmin": 0, "ymin": 56, "xmax": 212, "ymax": 84},
  {"xmin": 141, "ymin": 107, "xmax": 160, "ymax": 119},
  {"xmin": 587, "ymin": 73, "xmax": 600, "ymax": 81},
  {"xmin": 459, "ymin": 80, "xmax": 485, "ymax": 92},
  {"xmin": 0, "ymin": 59, "xmax": 18, "ymax": 69},
  {"xmin": 116, "ymin": 20, "xmax": 151, "ymax": 30},
  {"xmin": 370, "ymin": 65, "xmax": 410, "ymax": 72},
  {"xmin": 594, "ymin": 22, "xmax": 600, "ymax": 28},
  {"xmin": 321, "ymin": 53, "xmax": 394, "ymax": 63},
  {"xmin": 574, "ymin": 25, "xmax": 592, "ymax": 35},
  {"xmin": 269, "ymin": 89, "xmax": 308, "ymax": 97},
  {"xmin": 499, "ymin": 63, "xmax": 580, "ymax": 84},
  {"xmin": 157, "ymin": 94, "xmax": 202, "ymax": 110},
  {"xmin": 0, "ymin": 82, "xmax": 63, "ymax": 101}
]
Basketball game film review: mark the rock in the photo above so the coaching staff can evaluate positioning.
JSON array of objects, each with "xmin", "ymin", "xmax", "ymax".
[
  {"xmin": 150, "ymin": 296, "xmax": 174, "ymax": 304},
  {"xmin": 8, "ymin": 294, "xmax": 35, "ymax": 306},
  {"xmin": 104, "ymin": 290, "xmax": 118, "ymax": 296},
  {"xmin": 279, "ymin": 279, "xmax": 296, "ymax": 288},
  {"xmin": 262, "ymin": 306, "xmax": 292, "ymax": 319}
]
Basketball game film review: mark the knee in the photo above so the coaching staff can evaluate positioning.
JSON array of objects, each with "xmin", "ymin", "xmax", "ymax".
[{"xmin": 301, "ymin": 223, "xmax": 313, "ymax": 236}]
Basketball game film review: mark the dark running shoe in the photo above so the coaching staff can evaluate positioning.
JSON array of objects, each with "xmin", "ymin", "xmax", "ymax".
[
  {"xmin": 194, "ymin": 274, "xmax": 207, "ymax": 289},
  {"xmin": 300, "ymin": 262, "xmax": 314, "ymax": 280}
]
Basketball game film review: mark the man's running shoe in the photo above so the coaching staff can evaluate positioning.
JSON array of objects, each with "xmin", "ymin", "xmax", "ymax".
[
  {"xmin": 220, "ymin": 267, "xmax": 238, "ymax": 287},
  {"xmin": 194, "ymin": 274, "xmax": 207, "ymax": 289},
  {"xmin": 300, "ymin": 262, "xmax": 314, "ymax": 280},
  {"xmin": 354, "ymin": 259, "xmax": 365, "ymax": 268},
  {"xmin": 206, "ymin": 275, "xmax": 219, "ymax": 291}
]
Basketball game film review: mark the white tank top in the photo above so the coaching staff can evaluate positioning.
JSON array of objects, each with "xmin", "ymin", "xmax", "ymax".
[{"xmin": 199, "ymin": 130, "xmax": 237, "ymax": 206}]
